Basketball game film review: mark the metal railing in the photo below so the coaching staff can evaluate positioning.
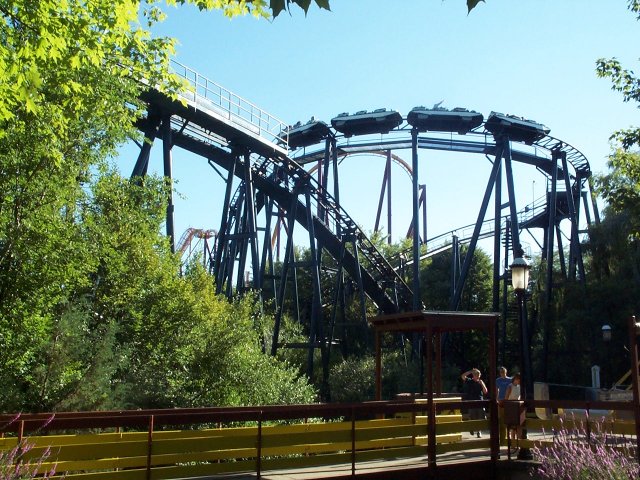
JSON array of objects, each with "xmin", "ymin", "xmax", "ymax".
[{"xmin": 170, "ymin": 60, "xmax": 289, "ymax": 149}]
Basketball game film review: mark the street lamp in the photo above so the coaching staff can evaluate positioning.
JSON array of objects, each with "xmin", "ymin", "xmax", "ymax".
[
  {"xmin": 602, "ymin": 324, "xmax": 612, "ymax": 342},
  {"xmin": 510, "ymin": 257, "xmax": 530, "ymax": 292},
  {"xmin": 510, "ymin": 256, "xmax": 532, "ymax": 460}
]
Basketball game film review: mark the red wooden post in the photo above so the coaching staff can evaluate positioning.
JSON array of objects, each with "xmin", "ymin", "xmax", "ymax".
[
  {"xmin": 628, "ymin": 316, "xmax": 640, "ymax": 462},
  {"xmin": 489, "ymin": 317, "xmax": 499, "ymax": 463},
  {"xmin": 146, "ymin": 415, "xmax": 154, "ymax": 480},
  {"xmin": 426, "ymin": 324, "xmax": 436, "ymax": 469},
  {"xmin": 375, "ymin": 330, "xmax": 382, "ymax": 401},
  {"xmin": 257, "ymin": 413, "xmax": 263, "ymax": 480},
  {"xmin": 435, "ymin": 331, "xmax": 442, "ymax": 395},
  {"xmin": 351, "ymin": 407, "xmax": 356, "ymax": 476}
]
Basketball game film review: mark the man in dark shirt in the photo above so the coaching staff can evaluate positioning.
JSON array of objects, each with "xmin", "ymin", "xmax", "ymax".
[{"xmin": 461, "ymin": 368, "xmax": 488, "ymax": 437}]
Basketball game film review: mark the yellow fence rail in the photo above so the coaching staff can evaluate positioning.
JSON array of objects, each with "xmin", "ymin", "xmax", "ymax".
[
  {"xmin": 1, "ymin": 398, "xmax": 638, "ymax": 479},
  {"xmin": 2, "ymin": 416, "xmax": 471, "ymax": 480}
]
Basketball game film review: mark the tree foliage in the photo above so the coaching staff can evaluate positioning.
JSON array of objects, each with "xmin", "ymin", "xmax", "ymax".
[
  {"xmin": 535, "ymin": 0, "xmax": 640, "ymax": 389},
  {"xmin": 466, "ymin": 0, "xmax": 484, "ymax": 14},
  {"xmin": 0, "ymin": 0, "xmax": 321, "ymax": 412},
  {"xmin": 596, "ymin": 1, "xmax": 640, "ymax": 149},
  {"xmin": 596, "ymin": 150, "xmax": 640, "ymax": 237}
]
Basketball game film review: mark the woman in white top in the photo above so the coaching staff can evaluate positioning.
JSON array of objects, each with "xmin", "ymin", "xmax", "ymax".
[{"xmin": 505, "ymin": 374, "xmax": 521, "ymax": 400}]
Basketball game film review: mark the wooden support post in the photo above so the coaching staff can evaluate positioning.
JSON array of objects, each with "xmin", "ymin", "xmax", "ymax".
[
  {"xmin": 351, "ymin": 408, "xmax": 356, "ymax": 476},
  {"xmin": 489, "ymin": 320, "xmax": 499, "ymax": 463},
  {"xmin": 426, "ymin": 325, "xmax": 436, "ymax": 469},
  {"xmin": 146, "ymin": 415, "xmax": 154, "ymax": 480},
  {"xmin": 257, "ymin": 414, "xmax": 263, "ymax": 480},
  {"xmin": 375, "ymin": 331, "xmax": 382, "ymax": 401},
  {"xmin": 435, "ymin": 331, "xmax": 442, "ymax": 396},
  {"xmin": 628, "ymin": 316, "xmax": 640, "ymax": 462}
]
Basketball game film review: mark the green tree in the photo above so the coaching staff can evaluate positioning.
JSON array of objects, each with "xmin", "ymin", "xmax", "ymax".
[
  {"xmin": 420, "ymin": 247, "xmax": 492, "ymax": 312},
  {"xmin": 1, "ymin": 170, "xmax": 317, "ymax": 411},
  {"xmin": 596, "ymin": 0, "xmax": 640, "ymax": 150},
  {"xmin": 595, "ymin": 1, "xmax": 640, "ymax": 228},
  {"xmin": 0, "ymin": 0, "xmax": 328, "ymax": 411}
]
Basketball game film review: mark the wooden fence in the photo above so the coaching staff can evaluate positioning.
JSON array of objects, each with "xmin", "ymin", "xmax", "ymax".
[{"xmin": 1, "ymin": 398, "xmax": 638, "ymax": 479}]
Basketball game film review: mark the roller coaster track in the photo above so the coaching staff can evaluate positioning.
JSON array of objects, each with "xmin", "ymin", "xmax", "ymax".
[
  {"xmin": 292, "ymin": 129, "xmax": 590, "ymax": 181},
  {"xmin": 134, "ymin": 62, "xmax": 414, "ymax": 313},
  {"xmin": 393, "ymin": 193, "xmax": 555, "ymax": 267},
  {"xmin": 137, "ymin": 60, "xmax": 592, "ymax": 317},
  {"xmin": 168, "ymin": 126, "xmax": 412, "ymax": 312},
  {"xmin": 176, "ymin": 228, "xmax": 217, "ymax": 255}
]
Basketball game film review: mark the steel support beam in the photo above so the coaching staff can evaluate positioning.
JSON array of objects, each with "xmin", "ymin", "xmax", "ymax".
[
  {"xmin": 304, "ymin": 188, "xmax": 324, "ymax": 378},
  {"xmin": 581, "ymin": 189, "xmax": 592, "ymax": 226},
  {"xmin": 451, "ymin": 144, "xmax": 504, "ymax": 310},
  {"xmin": 501, "ymin": 219, "xmax": 510, "ymax": 367},
  {"xmin": 162, "ymin": 116, "xmax": 175, "ymax": 253},
  {"xmin": 561, "ymin": 151, "xmax": 585, "ymax": 282},
  {"xmin": 243, "ymin": 152, "xmax": 261, "ymax": 290},
  {"xmin": 226, "ymin": 194, "xmax": 244, "ymax": 297},
  {"xmin": 503, "ymin": 139, "xmax": 523, "ymax": 259},
  {"xmin": 387, "ymin": 150, "xmax": 392, "ymax": 243},
  {"xmin": 545, "ymin": 150, "xmax": 559, "ymax": 309},
  {"xmin": 349, "ymin": 234, "xmax": 369, "ymax": 327},
  {"xmin": 260, "ymin": 196, "xmax": 277, "ymax": 301},
  {"xmin": 272, "ymin": 194, "xmax": 299, "ymax": 356},
  {"xmin": 492, "ymin": 158, "xmax": 502, "ymax": 313},
  {"xmin": 331, "ymin": 137, "xmax": 341, "ymax": 237},
  {"xmin": 131, "ymin": 112, "xmax": 161, "ymax": 179},
  {"xmin": 213, "ymin": 159, "xmax": 237, "ymax": 292},
  {"xmin": 450, "ymin": 235, "xmax": 460, "ymax": 307},
  {"xmin": 374, "ymin": 158, "xmax": 389, "ymax": 235},
  {"xmin": 411, "ymin": 128, "xmax": 421, "ymax": 311},
  {"xmin": 556, "ymin": 224, "xmax": 567, "ymax": 279},
  {"xmin": 542, "ymin": 150, "xmax": 560, "ymax": 382},
  {"xmin": 588, "ymin": 176, "xmax": 601, "ymax": 224},
  {"xmin": 420, "ymin": 185, "xmax": 427, "ymax": 244}
]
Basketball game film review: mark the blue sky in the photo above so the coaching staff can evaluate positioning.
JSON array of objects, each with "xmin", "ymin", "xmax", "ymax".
[{"xmin": 118, "ymin": 0, "xmax": 639, "ymax": 259}]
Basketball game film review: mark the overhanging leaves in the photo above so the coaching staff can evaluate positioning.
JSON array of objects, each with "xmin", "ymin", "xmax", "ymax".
[
  {"xmin": 467, "ymin": 0, "xmax": 485, "ymax": 13},
  {"xmin": 270, "ymin": 0, "xmax": 330, "ymax": 17}
]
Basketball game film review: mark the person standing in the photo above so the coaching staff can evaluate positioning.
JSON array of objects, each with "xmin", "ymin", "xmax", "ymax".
[
  {"xmin": 496, "ymin": 366, "xmax": 512, "ymax": 401},
  {"xmin": 505, "ymin": 373, "xmax": 522, "ymax": 453},
  {"xmin": 461, "ymin": 368, "xmax": 488, "ymax": 438},
  {"xmin": 496, "ymin": 366, "xmax": 512, "ymax": 446}
]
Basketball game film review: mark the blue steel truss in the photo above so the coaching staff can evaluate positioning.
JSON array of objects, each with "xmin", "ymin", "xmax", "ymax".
[{"xmin": 132, "ymin": 61, "xmax": 594, "ymax": 385}]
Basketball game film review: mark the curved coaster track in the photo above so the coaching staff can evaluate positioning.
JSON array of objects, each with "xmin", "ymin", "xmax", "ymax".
[{"xmin": 132, "ymin": 61, "xmax": 596, "ymax": 377}]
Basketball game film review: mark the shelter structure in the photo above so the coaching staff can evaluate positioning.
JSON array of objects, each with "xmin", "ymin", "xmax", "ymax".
[{"xmin": 369, "ymin": 310, "xmax": 500, "ymax": 466}]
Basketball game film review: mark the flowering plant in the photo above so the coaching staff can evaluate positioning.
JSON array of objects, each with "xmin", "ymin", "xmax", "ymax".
[
  {"xmin": 532, "ymin": 419, "xmax": 639, "ymax": 480},
  {"xmin": 0, "ymin": 442, "xmax": 57, "ymax": 480}
]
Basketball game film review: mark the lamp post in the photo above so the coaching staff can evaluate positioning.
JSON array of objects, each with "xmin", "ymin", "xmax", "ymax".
[
  {"xmin": 511, "ymin": 256, "xmax": 533, "ymax": 460},
  {"xmin": 602, "ymin": 324, "xmax": 612, "ymax": 390}
]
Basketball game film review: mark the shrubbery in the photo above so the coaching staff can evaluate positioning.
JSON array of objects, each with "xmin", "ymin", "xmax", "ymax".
[
  {"xmin": 328, "ymin": 351, "xmax": 421, "ymax": 402},
  {"xmin": 532, "ymin": 420, "xmax": 639, "ymax": 480}
]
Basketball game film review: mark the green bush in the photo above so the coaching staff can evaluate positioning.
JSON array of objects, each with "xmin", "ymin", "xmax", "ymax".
[{"xmin": 328, "ymin": 352, "xmax": 421, "ymax": 402}]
